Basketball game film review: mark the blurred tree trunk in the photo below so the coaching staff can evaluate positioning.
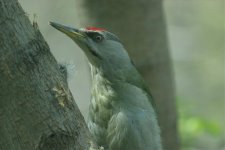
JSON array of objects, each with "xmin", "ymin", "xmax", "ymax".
[
  {"xmin": 81, "ymin": 0, "xmax": 180, "ymax": 149},
  {"xmin": 0, "ymin": 0, "xmax": 90, "ymax": 149}
]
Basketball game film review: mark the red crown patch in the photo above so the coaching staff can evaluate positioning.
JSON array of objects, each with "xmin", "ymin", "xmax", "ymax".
[{"xmin": 86, "ymin": 27, "xmax": 105, "ymax": 31}]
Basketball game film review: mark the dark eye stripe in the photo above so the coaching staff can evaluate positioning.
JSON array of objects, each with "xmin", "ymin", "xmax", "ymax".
[
  {"xmin": 86, "ymin": 32, "xmax": 102, "ymax": 39},
  {"xmin": 85, "ymin": 31, "xmax": 121, "ymax": 43},
  {"xmin": 85, "ymin": 32, "xmax": 104, "ymax": 43}
]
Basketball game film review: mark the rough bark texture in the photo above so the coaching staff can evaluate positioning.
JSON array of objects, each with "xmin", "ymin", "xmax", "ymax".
[
  {"xmin": 0, "ymin": 0, "xmax": 90, "ymax": 149},
  {"xmin": 81, "ymin": 0, "xmax": 180, "ymax": 150}
]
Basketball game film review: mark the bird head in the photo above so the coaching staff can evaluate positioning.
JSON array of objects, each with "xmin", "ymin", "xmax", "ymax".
[{"xmin": 50, "ymin": 22, "xmax": 133, "ymax": 76}]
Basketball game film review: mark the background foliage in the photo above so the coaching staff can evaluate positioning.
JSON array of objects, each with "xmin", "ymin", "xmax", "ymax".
[{"xmin": 165, "ymin": 1, "xmax": 224, "ymax": 149}]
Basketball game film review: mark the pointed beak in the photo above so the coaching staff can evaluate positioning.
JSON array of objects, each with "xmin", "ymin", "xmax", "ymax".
[
  {"xmin": 49, "ymin": 21, "xmax": 86, "ymax": 39},
  {"xmin": 49, "ymin": 21, "xmax": 101, "ymax": 62}
]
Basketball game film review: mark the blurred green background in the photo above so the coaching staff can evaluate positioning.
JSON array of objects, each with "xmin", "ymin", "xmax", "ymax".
[{"xmin": 18, "ymin": 0, "xmax": 225, "ymax": 149}]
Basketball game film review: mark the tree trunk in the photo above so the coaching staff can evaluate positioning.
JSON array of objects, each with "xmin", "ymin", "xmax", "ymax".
[
  {"xmin": 80, "ymin": 0, "xmax": 180, "ymax": 149},
  {"xmin": 0, "ymin": 0, "xmax": 90, "ymax": 149}
]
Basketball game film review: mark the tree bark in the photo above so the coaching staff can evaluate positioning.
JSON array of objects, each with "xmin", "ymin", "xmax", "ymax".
[
  {"xmin": 80, "ymin": 0, "xmax": 180, "ymax": 149},
  {"xmin": 0, "ymin": 0, "xmax": 90, "ymax": 149}
]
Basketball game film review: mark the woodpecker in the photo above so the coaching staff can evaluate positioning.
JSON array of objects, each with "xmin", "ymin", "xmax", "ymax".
[{"xmin": 50, "ymin": 22, "xmax": 162, "ymax": 150}]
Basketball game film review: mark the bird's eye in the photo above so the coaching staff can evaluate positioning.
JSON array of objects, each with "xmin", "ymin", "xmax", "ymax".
[
  {"xmin": 86, "ymin": 32, "xmax": 104, "ymax": 42},
  {"xmin": 94, "ymin": 35, "xmax": 103, "ymax": 42}
]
